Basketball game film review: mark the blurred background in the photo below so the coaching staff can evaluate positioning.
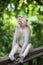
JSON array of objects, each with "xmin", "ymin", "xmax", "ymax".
[{"xmin": 0, "ymin": 0, "xmax": 43, "ymax": 57}]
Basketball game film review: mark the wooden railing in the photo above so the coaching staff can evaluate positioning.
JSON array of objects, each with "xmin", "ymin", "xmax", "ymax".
[{"xmin": 0, "ymin": 46, "xmax": 43, "ymax": 65}]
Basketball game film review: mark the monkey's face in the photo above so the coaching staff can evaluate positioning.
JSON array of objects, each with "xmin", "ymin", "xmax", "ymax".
[
  {"xmin": 18, "ymin": 17, "xmax": 22, "ymax": 25},
  {"xmin": 18, "ymin": 16, "xmax": 27, "ymax": 27}
]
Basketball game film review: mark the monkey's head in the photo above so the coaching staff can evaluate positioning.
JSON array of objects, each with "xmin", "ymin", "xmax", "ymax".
[{"xmin": 18, "ymin": 16, "xmax": 28, "ymax": 27}]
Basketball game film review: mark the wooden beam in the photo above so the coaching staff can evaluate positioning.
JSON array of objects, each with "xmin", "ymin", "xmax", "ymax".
[{"xmin": 0, "ymin": 46, "xmax": 43, "ymax": 65}]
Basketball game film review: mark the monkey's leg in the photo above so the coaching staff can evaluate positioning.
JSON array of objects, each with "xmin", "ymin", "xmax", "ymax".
[{"xmin": 9, "ymin": 43, "xmax": 19, "ymax": 61}]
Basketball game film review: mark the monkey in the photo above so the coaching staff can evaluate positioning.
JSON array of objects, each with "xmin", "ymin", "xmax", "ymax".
[{"xmin": 8, "ymin": 16, "xmax": 32, "ymax": 63}]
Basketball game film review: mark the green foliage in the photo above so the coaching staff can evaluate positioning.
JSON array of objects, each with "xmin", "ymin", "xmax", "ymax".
[
  {"xmin": 0, "ymin": 14, "xmax": 16, "ymax": 56},
  {"xmin": 31, "ymin": 22, "xmax": 43, "ymax": 48}
]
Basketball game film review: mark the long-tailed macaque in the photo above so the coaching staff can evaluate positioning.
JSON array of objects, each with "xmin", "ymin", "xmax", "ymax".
[{"xmin": 9, "ymin": 16, "xmax": 32, "ymax": 63}]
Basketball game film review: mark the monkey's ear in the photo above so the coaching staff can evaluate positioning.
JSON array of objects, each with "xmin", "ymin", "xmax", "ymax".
[{"xmin": 26, "ymin": 19, "xmax": 28, "ymax": 22}]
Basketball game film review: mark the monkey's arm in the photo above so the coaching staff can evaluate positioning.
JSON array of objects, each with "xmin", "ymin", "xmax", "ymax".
[{"xmin": 12, "ymin": 26, "xmax": 20, "ymax": 48}]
